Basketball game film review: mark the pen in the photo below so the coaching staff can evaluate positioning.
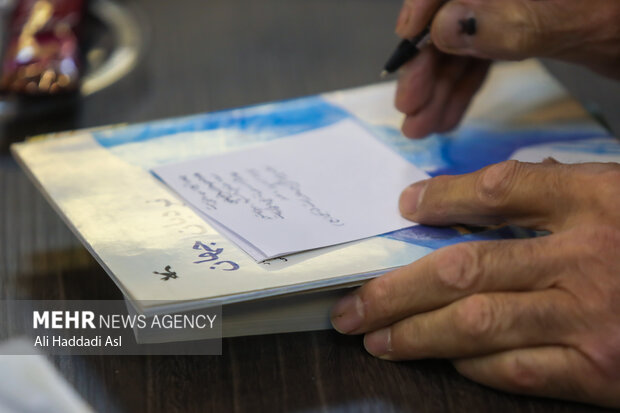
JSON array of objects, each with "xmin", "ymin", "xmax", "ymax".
[{"xmin": 381, "ymin": 26, "xmax": 431, "ymax": 78}]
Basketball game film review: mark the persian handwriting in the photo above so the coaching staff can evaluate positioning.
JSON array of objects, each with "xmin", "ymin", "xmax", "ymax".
[
  {"xmin": 192, "ymin": 241, "xmax": 223, "ymax": 263},
  {"xmin": 191, "ymin": 172, "xmax": 249, "ymax": 206},
  {"xmin": 146, "ymin": 198, "xmax": 182, "ymax": 208},
  {"xmin": 177, "ymin": 166, "xmax": 342, "ymax": 226},
  {"xmin": 230, "ymin": 171, "xmax": 284, "ymax": 220},
  {"xmin": 260, "ymin": 257, "xmax": 289, "ymax": 266},
  {"xmin": 246, "ymin": 168, "xmax": 289, "ymax": 201},
  {"xmin": 208, "ymin": 261, "xmax": 239, "ymax": 271},
  {"xmin": 192, "ymin": 241, "xmax": 239, "ymax": 271},
  {"xmin": 146, "ymin": 197, "xmax": 209, "ymax": 237},
  {"xmin": 179, "ymin": 175, "xmax": 218, "ymax": 211},
  {"xmin": 259, "ymin": 166, "xmax": 344, "ymax": 226},
  {"xmin": 153, "ymin": 265, "xmax": 178, "ymax": 281}
]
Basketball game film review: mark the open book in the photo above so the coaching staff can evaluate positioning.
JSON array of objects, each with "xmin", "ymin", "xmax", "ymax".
[{"xmin": 11, "ymin": 61, "xmax": 617, "ymax": 340}]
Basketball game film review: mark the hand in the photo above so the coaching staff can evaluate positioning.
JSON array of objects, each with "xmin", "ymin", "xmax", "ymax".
[
  {"xmin": 330, "ymin": 160, "xmax": 620, "ymax": 407},
  {"xmin": 394, "ymin": 0, "xmax": 620, "ymax": 138}
]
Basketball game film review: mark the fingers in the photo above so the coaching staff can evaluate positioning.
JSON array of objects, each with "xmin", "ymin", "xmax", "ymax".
[
  {"xmin": 396, "ymin": 0, "xmax": 445, "ymax": 39},
  {"xmin": 430, "ymin": 0, "xmax": 551, "ymax": 60},
  {"xmin": 429, "ymin": 0, "xmax": 616, "ymax": 64},
  {"xmin": 399, "ymin": 161, "xmax": 620, "ymax": 230},
  {"xmin": 399, "ymin": 160, "xmax": 578, "ymax": 231},
  {"xmin": 362, "ymin": 290, "xmax": 574, "ymax": 360},
  {"xmin": 395, "ymin": 47, "xmax": 490, "ymax": 138},
  {"xmin": 394, "ymin": 46, "xmax": 439, "ymax": 116},
  {"xmin": 436, "ymin": 59, "xmax": 490, "ymax": 133},
  {"xmin": 399, "ymin": 53, "xmax": 473, "ymax": 138},
  {"xmin": 453, "ymin": 347, "xmax": 620, "ymax": 407},
  {"xmin": 396, "ymin": 0, "xmax": 620, "ymax": 80},
  {"xmin": 331, "ymin": 235, "xmax": 567, "ymax": 335},
  {"xmin": 400, "ymin": 55, "xmax": 468, "ymax": 138}
]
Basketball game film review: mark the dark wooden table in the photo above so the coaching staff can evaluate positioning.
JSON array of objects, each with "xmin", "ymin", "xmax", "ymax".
[{"xmin": 0, "ymin": 1, "xmax": 614, "ymax": 411}]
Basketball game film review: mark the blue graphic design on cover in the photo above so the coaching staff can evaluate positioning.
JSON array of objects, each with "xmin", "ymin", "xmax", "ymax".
[
  {"xmin": 93, "ymin": 97, "xmax": 350, "ymax": 148},
  {"xmin": 91, "ymin": 94, "xmax": 610, "ymax": 251}
]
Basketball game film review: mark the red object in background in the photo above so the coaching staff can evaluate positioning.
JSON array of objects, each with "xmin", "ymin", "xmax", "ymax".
[{"xmin": 1, "ymin": 0, "xmax": 85, "ymax": 95}]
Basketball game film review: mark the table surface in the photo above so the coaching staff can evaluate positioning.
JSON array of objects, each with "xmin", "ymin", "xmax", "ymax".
[{"xmin": 0, "ymin": 1, "xmax": 615, "ymax": 412}]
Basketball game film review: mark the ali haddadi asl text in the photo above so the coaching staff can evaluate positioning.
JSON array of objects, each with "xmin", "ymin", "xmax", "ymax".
[{"xmin": 34, "ymin": 335, "xmax": 121, "ymax": 347}]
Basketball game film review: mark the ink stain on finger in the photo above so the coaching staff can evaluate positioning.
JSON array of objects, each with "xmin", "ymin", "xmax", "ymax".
[{"xmin": 459, "ymin": 17, "xmax": 477, "ymax": 35}]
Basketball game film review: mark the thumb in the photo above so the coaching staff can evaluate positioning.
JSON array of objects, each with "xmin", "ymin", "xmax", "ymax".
[{"xmin": 430, "ymin": 0, "xmax": 566, "ymax": 61}]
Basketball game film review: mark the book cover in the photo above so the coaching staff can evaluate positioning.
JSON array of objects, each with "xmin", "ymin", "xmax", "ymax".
[{"xmin": 11, "ymin": 61, "xmax": 615, "ymax": 327}]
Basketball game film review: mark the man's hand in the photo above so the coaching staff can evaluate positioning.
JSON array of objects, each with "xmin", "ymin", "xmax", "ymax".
[
  {"xmin": 330, "ymin": 160, "xmax": 620, "ymax": 407},
  {"xmin": 395, "ymin": 0, "xmax": 620, "ymax": 138}
]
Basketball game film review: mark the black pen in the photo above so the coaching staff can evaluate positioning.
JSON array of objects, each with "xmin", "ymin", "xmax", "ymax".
[{"xmin": 381, "ymin": 26, "xmax": 431, "ymax": 78}]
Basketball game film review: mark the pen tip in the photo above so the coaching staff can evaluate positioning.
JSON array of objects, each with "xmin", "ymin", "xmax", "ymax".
[{"xmin": 380, "ymin": 70, "xmax": 389, "ymax": 79}]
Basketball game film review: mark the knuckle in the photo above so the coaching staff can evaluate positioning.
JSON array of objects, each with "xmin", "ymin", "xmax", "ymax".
[
  {"xmin": 475, "ymin": 160, "xmax": 521, "ymax": 209},
  {"xmin": 503, "ymin": 352, "xmax": 546, "ymax": 392},
  {"xmin": 454, "ymin": 294, "xmax": 496, "ymax": 339},
  {"xmin": 435, "ymin": 244, "xmax": 481, "ymax": 291}
]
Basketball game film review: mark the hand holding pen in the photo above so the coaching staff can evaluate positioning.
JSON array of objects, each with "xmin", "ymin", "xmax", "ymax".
[
  {"xmin": 333, "ymin": 1, "xmax": 620, "ymax": 408},
  {"xmin": 386, "ymin": 0, "xmax": 620, "ymax": 139}
]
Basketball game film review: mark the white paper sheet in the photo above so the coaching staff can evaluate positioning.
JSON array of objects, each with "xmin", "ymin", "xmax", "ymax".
[{"xmin": 153, "ymin": 119, "xmax": 429, "ymax": 261}]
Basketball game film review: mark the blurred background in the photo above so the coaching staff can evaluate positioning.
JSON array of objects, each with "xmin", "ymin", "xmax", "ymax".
[{"xmin": 0, "ymin": 0, "xmax": 406, "ymax": 150}]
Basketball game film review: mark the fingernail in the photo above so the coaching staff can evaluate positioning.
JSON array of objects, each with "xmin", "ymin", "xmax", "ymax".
[
  {"xmin": 395, "ymin": 4, "xmax": 412, "ymax": 37},
  {"xmin": 330, "ymin": 294, "xmax": 364, "ymax": 334},
  {"xmin": 399, "ymin": 180, "xmax": 427, "ymax": 216},
  {"xmin": 364, "ymin": 328, "xmax": 392, "ymax": 358},
  {"xmin": 435, "ymin": 3, "xmax": 476, "ymax": 50}
]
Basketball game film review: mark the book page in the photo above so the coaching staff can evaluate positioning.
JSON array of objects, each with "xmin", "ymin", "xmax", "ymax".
[{"xmin": 153, "ymin": 119, "xmax": 429, "ymax": 260}]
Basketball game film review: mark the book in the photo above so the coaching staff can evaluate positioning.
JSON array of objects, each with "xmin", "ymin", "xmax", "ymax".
[{"xmin": 11, "ymin": 60, "xmax": 618, "ymax": 340}]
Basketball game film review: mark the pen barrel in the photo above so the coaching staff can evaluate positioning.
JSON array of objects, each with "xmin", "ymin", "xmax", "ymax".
[
  {"xmin": 384, "ymin": 39, "xmax": 421, "ymax": 73},
  {"xmin": 383, "ymin": 27, "xmax": 431, "ymax": 74}
]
